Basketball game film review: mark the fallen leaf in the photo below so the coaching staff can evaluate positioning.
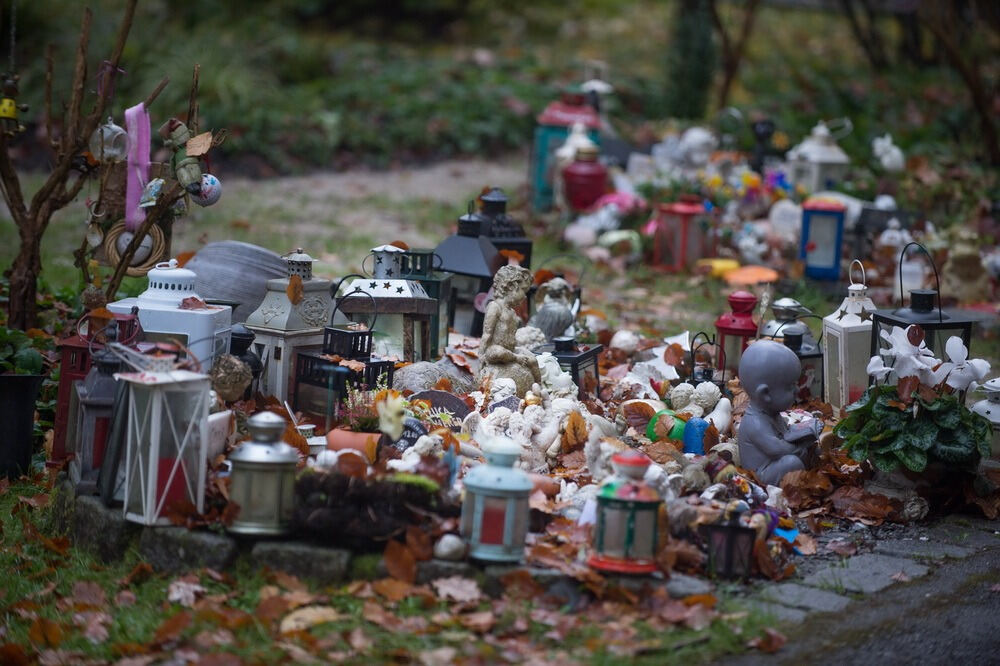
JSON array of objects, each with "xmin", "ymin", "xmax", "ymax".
[
  {"xmin": 279, "ymin": 606, "xmax": 344, "ymax": 634},
  {"xmin": 28, "ymin": 617, "xmax": 64, "ymax": 647},
  {"xmin": 793, "ymin": 533, "xmax": 817, "ymax": 555},
  {"xmin": 890, "ymin": 571, "xmax": 911, "ymax": 583},
  {"xmin": 560, "ymin": 410, "xmax": 589, "ymax": 452},
  {"xmin": 179, "ymin": 296, "xmax": 208, "ymax": 310},
  {"xmin": 119, "ymin": 563, "xmax": 154, "ymax": 587},
  {"xmin": 663, "ymin": 343, "xmax": 686, "ymax": 368},
  {"xmin": 269, "ymin": 570, "xmax": 309, "ymax": 593},
  {"xmin": 446, "ymin": 353, "xmax": 472, "ymax": 374},
  {"xmin": 71, "ymin": 581, "xmax": 107, "ymax": 609},
  {"xmin": 418, "ymin": 647, "xmax": 457, "ymax": 666},
  {"xmin": 406, "ymin": 526, "xmax": 434, "ymax": 562},
  {"xmin": 286, "ymin": 274, "xmax": 304, "ymax": 306},
  {"xmin": 780, "ymin": 470, "xmax": 833, "ymax": 509},
  {"xmin": 372, "ymin": 578, "xmax": 413, "ymax": 603},
  {"xmin": 196, "ymin": 654, "xmax": 242, "ymax": 666},
  {"xmin": 151, "ymin": 611, "xmax": 191, "ymax": 647},
  {"xmin": 384, "ymin": 539, "xmax": 417, "ymax": 584},
  {"xmin": 18, "ymin": 493, "xmax": 50, "ymax": 509},
  {"xmin": 0, "ymin": 479, "xmax": 9, "ymax": 496},
  {"xmin": 432, "ymin": 376, "xmax": 452, "ymax": 392},
  {"xmin": 0, "ymin": 643, "xmax": 29, "ymax": 666},
  {"xmin": 559, "ymin": 448, "xmax": 587, "ymax": 469},
  {"xmin": 432, "ymin": 576, "xmax": 482, "ymax": 603},
  {"xmin": 459, "ymin": 610, "xmax": 495, "ymax": 633},
  {"xmin": 827, "ymin": 539, "xmax": 858, "ymax": 557},
  {"xmin": 682, "ymin": 603, "xmax": 715, "ymax": 631},
  {"xmin": 643, "ymin": 439, "xmax": 681, "ymax": 464},
  {"xmin": 748, "ymin": 627, "xmax": 787, "ymax": 653},
  {"xmin": 74, "ymin": 611, "xmax": 111, "ymax": 644},
  {"xmin": 499, "ymin": 570, "xmax": 545, "ymax": 600},
  {"xmin": 362, "ymin": 600, "xmax": 402, "ymax": 632},
  {"xmin": 828, "ymin": 486, "xmax": 900, "ymax": 523},
  {"xmin": 115, "ymin": 591, "xmax": 136, "ymax": 607},
  {"xmin": 255, "ymin": 595, "xmax": 289, "ymax": 626},
  {"xmin": 167, "ymin": 577, "xmax": 206, "ymax": 608},
  {"xmin": 194, "ymin": 629, "xmax": 235, "ymax": 649}
]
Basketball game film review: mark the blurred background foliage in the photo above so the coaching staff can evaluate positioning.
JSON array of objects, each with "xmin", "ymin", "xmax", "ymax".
[{"xmin": 7, "ymin": 0, "xmax": 999, "ymax": 176}]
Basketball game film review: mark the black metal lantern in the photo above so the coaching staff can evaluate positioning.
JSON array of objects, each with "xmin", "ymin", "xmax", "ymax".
[
  {"xmin": 700, "ymin": 502, "xmax": 755, "ymax": 580},
  {"xmin": 229, "ymin": 323, "xmax": 262, "ymax": 400},
  {"xmin": 779, "ymin": 322, "xmax": 824, "ymax": 403},
  {"xmin": 293, "ymin": 357, "xmax": 350, "ymax": 428},
  {"xmin": 482, "ymin": 187, "xmax": 533, "ymax": 269},
  {"xmin": 871, "ymin": 243, "xmax": 976, "ymax": 368},
  {"xmin": 71, "ymin": 348, "xmax": 123, "ymax": 495},
  {"xmin": 689, "ymin": 331, "xmax": 728, "ymax": 390},
  {"xmin": 323, "ymin": 286, "xmax": 375, "ymax": 360},
  {"xmin": 400, "ymin": 250, "xmax": 453, "ymax": 359},
  {"xmin": 535, "ymin": 336, "xmax": 602, "ymax": 400},
  {"xmin": 434, "ymin": 203, "xmax": 502, "ymax": 337}
]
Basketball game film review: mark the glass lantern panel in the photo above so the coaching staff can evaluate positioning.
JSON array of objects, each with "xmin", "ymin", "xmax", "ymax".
[
  {"xmin": 599, "ymin": 504, "xmax": 628, "ymax": 559},
  {"xmin": 805, "ymin": 213, "xmax": 840, "ymax": 270},
  {"xmin": 732, "ymin": 531, "xmax": 755, "ymax": 577},
  {"xmin": 708, "ymin": 529, "xmax": 729, "ymax": 573},
  {"xmin": 845, "ymin": 329, "xmax": 871, "ymax": 404},
  {"xmin": 125, "ymin": 386, "xmax": 153, "ymax": 519},
  {"xmin": 158, "ymin": 386, "xmax": 205, "ymax": 511},
  {"xmin": 511, "ymin": 497, "xmax": 529, "ymax": 550},
  {"xmin": 460, "ymin": 492, "xmax": 475, "ymax": 538},
  {"xmin": 798, "ymin": 356, "xmax": 823, "ymax": 402},
  {"xmin": 279, "ymin": 472, "xmax": 295, "ymax": 522},
  {"xmin": 579, "ymin": 361, "xmax": 599, "ymax": 397},
  {"xmin": 722, "ymin": 334, "xmax": 742, "ymax": 375},
  {"xmin": 922, "ymin": 326, "xmax": 968, "ymax": 356},
  {"xmin": 630, "ymin": 508, "xmax": 657, "ymax": 559},
  {"xmin": 826, "ymin": 329, "xmax": 841, "ymax": 407},
  {"xmin": 479, "ymin": 496, "xmax": 508, "ymax": 545}
]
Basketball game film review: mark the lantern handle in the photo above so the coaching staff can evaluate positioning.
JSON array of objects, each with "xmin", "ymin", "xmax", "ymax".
[
  {"xmin": 361, "ymin": 251, "xmax": 374, "ymax": 278},
  {"xmin": 690, "ymin": 330, "xmax": 727, "ymax": 385},
  {"xmin": 432, "ymin": 252, "xmax": 444, "ymax": 270},
  {"xmin": 330, "ymin": 274, "xmax": 380, "ymax": 331},
  {"xmin": 826, "ymin": 117, "xmax": 853, "ymax": 140},
  {"xmin": 848, "ymin": 259, "xmax": 866, "ymax": 287},
  {"xmin": 772, "ymin": 314, "xmax": 824, "ymax": 345},
  {"xmin": 896, "ymin": 241, "xmax": 942, "ymax": 323}
]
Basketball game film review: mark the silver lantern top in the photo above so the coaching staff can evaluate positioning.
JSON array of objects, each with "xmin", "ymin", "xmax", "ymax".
[
  {"xmin": 229, "ymin": 411, "xmax": 300, "ymax": 464},
  {"xmin": 787, "ymin": 121, "xmax": 849, "ymax": 166},
  {"xmin": 284, "ymin": 249, "xmax": 316, "ymax": 281}
]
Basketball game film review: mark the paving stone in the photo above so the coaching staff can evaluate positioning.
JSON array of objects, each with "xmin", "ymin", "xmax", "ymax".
[
  {"xmin": 49, "ymin": 476, "xmax": 76, "ymax": 535},
  {"xmin": 939, "ymin": 515, "xmax": 1000, "ymax": 533},
  {"xmin": 664, "ymin": 572, "xmax": 714, "ymax": 598},
  {"xmin": 927, "ymin": 524, "xmax": 1000, "ymax": 550},
  {"xmin": 800, "ymin": 553, "xmax": 929, "ymax": 594},
  {"xmin": 759, "ymin": 582, "xmax": 851, "ymax": 613},
  {"xmin": 139, "ymin": 527, "xmax": 238, "ymax": 573},
  {"xmin": 875, "ymin": 538, "xmax": 974, "ymax": 560},
  {"xmin": 251, "ymin": 541, "xmax": 351, "ymax": 585},
  {"xmin": 72, "ymin": 495, "xmax": 140, "ymax": 563},
  {"xmin": 375, "ymin": 557, "xmax": 479, "ymax": 584},
  {"xmin": 744, "ymin": 601, "xmax": 808, "ymax": 624}
]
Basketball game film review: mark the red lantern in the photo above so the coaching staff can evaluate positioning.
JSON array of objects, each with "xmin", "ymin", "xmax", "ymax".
[
  {"xmin": 714, "ymin": 291, "xmax": 758, "ymax": 376},
  {"xmin": 648, "ymin": 200, "xmax": 711, "ymax": 273},
  {"xmin": 562, "ymin": 145, "xmax": 607, "ymax": 212}
]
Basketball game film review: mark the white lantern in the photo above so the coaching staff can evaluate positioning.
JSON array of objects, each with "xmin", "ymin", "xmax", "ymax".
[
  {"xmin": 971, "ymin": 378, "xmax": 1000, "ymax": 461},
  {"xmin": 786, "ymin": 120, "xmax": 850, "ymax": 194},
  {"xmin": 119, "ymin": 369, "xmax": 210, "ymax": 525},
  {"xmin": 823, "ymin": 261, "xmax": 876, "ymax": 417}
]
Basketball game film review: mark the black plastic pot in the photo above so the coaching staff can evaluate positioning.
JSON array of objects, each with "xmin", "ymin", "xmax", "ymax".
[{"xmin": 0, "ymin": 374, "xmax": 44, "ymax": 479}]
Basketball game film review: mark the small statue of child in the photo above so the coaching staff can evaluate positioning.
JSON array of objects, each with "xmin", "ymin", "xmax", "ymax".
[{"xmin": 737, "ymin": 340, "xmax": 820, "ymax": 486}]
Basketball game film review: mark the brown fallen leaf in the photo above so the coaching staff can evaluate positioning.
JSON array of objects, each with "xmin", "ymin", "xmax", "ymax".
[
  {"xmin": 269, "ymin": 570, "xmax": 309, "ymax": 593},
  {"xmin": 362, "ymin": 601, "xmax": 402, "ymax": 632},
  {"xmin": 279, "ymin": 606, "xmax": 344, "ymax": 634},
  {"xmin": 119, "ymin": 562, "xmax": 154, "ymax": 587},
  {"xmin": 780, "ymin": 469, "xmax": 834, "ymax": 509},
  {"xmin": 432, "ymin": 376, "xmax": 452, "ymax": 392},
  {"xmin": 255, "ymin": 595, "xmax": 289, "ymax": 626},
  {"xmin": 406, "ymin": 525, "xmax": 434, "ymax": 562},
  {"xmin": 793, "ymin": 533, "xmax": 818, "ymax": 555},
  {"xmin": 28, "ymin": 617, "xmax": 64, "ymax": 648},
  {"xmin": 194, "ymin": 628, "xmax": 235, "ymax": 649},
  {"xmin": 71, "ymin": 581, "xmax": 107, "ymax": 610},
  {"xmin": 18, "ymin": 493, "xmax": 50, "ymax": 509},
  {"xmin": 827, "ymin": 539, "xmax": 858, "ymax": 557},
  {"xmin": 151, "ymin": 611, "xmax": 191, "ymax": 647},
  {"xmin": 384, "ymin": 539, "xmax": 417, "ymax": 584},
  {"xmin": 347, "ymin": 626, "xmax": 373, "ymax": 652},
  {"xmin": 748, "ymin": 627, "xmax": 787, "ymax": 653},
  {"xmin": 115, "ymin": 590, "xmax": 136, "ymax": 607},
  {"xmin": 432, "ymin": 576, "xmax": 482, "ymax": 603},
  {"xmin": 372, "ymin": 578, "xmax": 413, "ymax": 603},
  {"xmin": 418, "ymin": 647, "xmax": 458, "ymax": 666},
  {"xmin": 498, "ymin": 570, "xmax": 545, "ymax": 600},
  {"xmin": 561, "ymin": 410, "xmax": 589, "ymax": 452},
  {"xmin": 74, "ymin": 611, "xmax": 111, "ymax": 645},
  {"xmin": 0, "ymin": 643, "xmax": 29, "ymax": 666},
  {"xmin": 890, "ymin": 571, "xmax": 911, "ymax": 583},
  {"xmin": 285, "ymin": 274, "xmax": 304, "ymax": 306},
  {"xmin": 167, "ymin": 577, "xmax": 206, "ymax": 608}
]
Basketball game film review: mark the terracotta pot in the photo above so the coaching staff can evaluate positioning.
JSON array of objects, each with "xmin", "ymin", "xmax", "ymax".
[{"xmin": 325, "ymin": 427, "xmax": 378, "ymax": 460}]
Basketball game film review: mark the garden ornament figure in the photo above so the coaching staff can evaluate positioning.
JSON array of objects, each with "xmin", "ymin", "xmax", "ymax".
[
  {"xmin": 478, "ymin": 265, "xmax": 541, "ymax": 397},
  {"xmin": 159, "ymin": 118, "xmax": 203, "ymax": 196},
  {"xmin": 527, "ymin": 276, "xmax": 576, "ymax": 340},
  {"xmin": 737, "ymin": 340, "xmax": 820, "ymax": 486},
  {"xmin": 0, "ymin": 73, "xmax": 27, "ymax": 136},
  {"xmin": 871, "ymin": 133, "xmax": 904, "ymax": 172}
]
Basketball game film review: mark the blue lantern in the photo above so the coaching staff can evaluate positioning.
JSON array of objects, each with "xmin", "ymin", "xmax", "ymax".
[{"xmin": 800, "ymin": 199, "xmax": 846, "ymax": 280}]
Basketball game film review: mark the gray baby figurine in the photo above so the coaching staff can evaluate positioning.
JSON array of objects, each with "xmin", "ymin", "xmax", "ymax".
[{"xmin": 737, "ymin": 340, "xmax": 820, "ymax": 486}]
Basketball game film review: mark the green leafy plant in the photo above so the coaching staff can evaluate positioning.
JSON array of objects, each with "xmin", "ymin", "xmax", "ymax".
[{"xmin": 0, "ymin": 328, "xmax": 46, "ymax": 375}]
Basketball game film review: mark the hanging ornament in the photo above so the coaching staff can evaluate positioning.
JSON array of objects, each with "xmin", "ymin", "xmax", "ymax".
[
  {"xmin": 88, "ymin": 116, "xmax": 130, "ymax": 163},
  {"xmin": 191, "ymin": 173, "xmax": 222, "ymax": 207},
  {"xmin": 84, "ymin": 201, "xmax": 106, "ymax": 248},
  {"xmin": 0, "ymin": 2, "xmax": 26, "ymax": 137}
]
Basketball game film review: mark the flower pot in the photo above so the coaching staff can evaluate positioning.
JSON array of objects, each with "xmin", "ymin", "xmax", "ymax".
[
  {"xmin": 325, "ymin": 427, "xmax": 378, "ymax": 461},
  {"xmin": 0, "ymin": 374, "xmax": 44, "ymax": 478}
]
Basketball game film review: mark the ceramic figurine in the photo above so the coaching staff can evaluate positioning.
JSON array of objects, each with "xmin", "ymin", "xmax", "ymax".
[
  {"xmin": 527, "ymin": 276, "xmax": 576, "ymax": 340},
  {"xmin": 478, "ymin": 265, "xmax": 542, "ymax": 397},
  {"xmin": 159, "ymin": 118, "xmax": 203, "ymax": 196},
  {"xmin": 871, "ymin": 134, "xmax": 904, "ymax": 172},
  {"xmin": 737, "ymin": 341, "xmax": 820, "ymax": 486}
]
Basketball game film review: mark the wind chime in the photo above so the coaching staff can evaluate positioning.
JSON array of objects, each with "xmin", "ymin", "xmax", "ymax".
[{"xmin": 0, "ymin": 1, "xmax": 27, "ymax": 138}]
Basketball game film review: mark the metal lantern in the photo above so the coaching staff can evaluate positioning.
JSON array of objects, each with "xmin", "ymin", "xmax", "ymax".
[
  {"xmin": 971, "ymin": 378, "xmax": 1000, "ymax": 460},
  {"xmin": 461, "ymin": 436, "xmax": 532, "ymax": 562},
  {"xmin": 531, "ymin": 87, "xmax": 601, "ymax": 211},
  {"xmin": 588, "ymin": 450, "xmax": 661, "ymax": 574},
  {"xmin": 871, "ymin": 243, "xmax": 976, "ymax": 364},
  {"xmin": 700, "ymin": 501, "xmax": 755, "ymax": 580},
  {"xmin": 482, "ymin": 188, "xmax": 533, "ymax": 268},
  {"xmin": 715, "ymin": 291, "xmax": 758, "ymax": 377},
  {"xmin": 245, "ymin": 248, "xmax": 332, "ymax": 402},
  {"xmin": 434, "ymin": 204, "xmax": 502, "ymax": 337},
  {"xmin": 823, "ymin": 261, "xmax": 877, "ymax": 416},
  {"xmin": 562, "ymin": 144, "xmax": 608, "ymax": 213},
  {"xmin": 400, "ymin": 248, "xmax": 453, "ymax": 358},
  {"xmin": 800, "ymin": 199, "xmax": 846, "ymax": 280},
  {"xmin": 323, "ymin": 290, "xmax": 375, "ymax": 360},
  {"xmin": 70, "ymin": 349, "xmax": 122, "ymax": 495},
  {"xmin": 227, "ymin": 412, "xmax": 299, "ymax": 536},
  {"xmin": 690, "ymin": 331, "xmax": 728, "ymax": 390},
  {"xmin": 761, "ymin": 298, "xmax": 816, "ymax": 346},
  {"xmin": 780, "ymin": 323, "xmax": 824, "ymax": 402},
  {"xmin": 648, "ymin": 200, "xmax": 712, "ymax": 273},
  {"xmin": 786, "ymin": 120, "xmax": 850, "ymax": 194},
  {"xmin": 293, "ymin": 359, "xmax": 350, "ymax": 430},
  {"xmin": 535, "ymin": 336, "xmax": 602, "ymax": 400},
  {"xmin": 119, "ymin": 369, "xmax": 210, "ymax": 525}
]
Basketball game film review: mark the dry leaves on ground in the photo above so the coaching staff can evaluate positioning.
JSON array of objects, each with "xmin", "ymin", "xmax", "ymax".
[
  {"xmin": 748, "ymin": 627, "xmax": 787, "ymax": 653},
  {"xmin": 432, "ymin": 576, "xmax": 482, "ymax": 604},
  {"xmin": 167, "ymin": 576, "xmax": 206, "ymax": 608},
  {"xmin": 384, "ymin": 539, "xmax": 417, "ymax": 584},
  {"xmin": 279, "ymin": 606, "xmax": 344, "ymax": 634}
]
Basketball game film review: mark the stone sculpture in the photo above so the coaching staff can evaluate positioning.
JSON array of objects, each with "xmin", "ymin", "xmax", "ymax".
[{"xmin": 478, "ymin": 265, "xmax": 542, "ymax": 397}]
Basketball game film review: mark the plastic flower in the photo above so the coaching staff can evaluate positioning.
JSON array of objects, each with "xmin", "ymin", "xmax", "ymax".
[
  {"xmin": 933, "ymin": 336, "xmax": 991, "ymax": 392},
  {"xmin": 866, "ymin": 325, "xmax": 941, "ymax": 384}
]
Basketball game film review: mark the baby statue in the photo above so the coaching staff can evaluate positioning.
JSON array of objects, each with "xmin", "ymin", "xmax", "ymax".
[
  {"xmin": 737, "ymin": 340, "xmax": 820, "ymax": 486},
  {"xmin": 478, "ymin": 265, "xmax": 542, "ymax": 397}
]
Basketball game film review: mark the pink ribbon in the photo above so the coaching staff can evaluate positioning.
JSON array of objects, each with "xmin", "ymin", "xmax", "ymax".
[{"xmin": 124, "ymin": 102, "xmax": 150, "ymax": 231}]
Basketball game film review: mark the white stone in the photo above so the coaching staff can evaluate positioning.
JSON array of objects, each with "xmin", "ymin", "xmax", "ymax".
[
  {"xmin": 433, "ymin": 534, "xmax": 468, "ymax": 561},
  {"xmin": 609, "ymin": 329, "xmax": 640, "ymax": 354}
]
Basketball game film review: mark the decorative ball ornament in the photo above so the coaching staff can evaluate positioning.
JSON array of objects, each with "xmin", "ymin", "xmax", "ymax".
[
  {"xmin": 88, "ymin": 117, "xmax": 130, "ymax": 163},
  {"xmin": 192, "ymin": 173, "xmax": 222, "ymax": 207},
  {"xmin": 116, "ymin": 229, "xmax": 155, "ymax": 264}
]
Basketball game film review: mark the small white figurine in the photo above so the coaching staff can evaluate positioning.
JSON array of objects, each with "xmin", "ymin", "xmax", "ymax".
[{"xmin": 872, "ymin": 133, "xmax": 904, "ymax": 172}]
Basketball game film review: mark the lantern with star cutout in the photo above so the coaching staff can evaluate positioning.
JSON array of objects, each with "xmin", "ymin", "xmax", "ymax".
[{"xmin": 822, "ymin": 261, "xmax": 877, "ymax": 416}]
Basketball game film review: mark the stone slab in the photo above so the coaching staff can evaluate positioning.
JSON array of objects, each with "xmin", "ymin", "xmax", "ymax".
[
  {"xmin": 926, "ymin": 524, "xmax": 1000, "ymax": 550},
  {"xmin": 139, "ymin": 527, "xmax": 238, "ymax": 573},
  {"xmin": 875, "ymin": 538, "xmax": 974, "ymax": 560},
  {"xmin": 72, "ymin": 495, "xmax": 140, "ymax": 563},
  {"xmin": 49, "ymin": 477, "xmax": 76, "ymax": 535},
  {"xmin": 939, "ymin": 515, "xmax": 1000, "ymax": 533},
  {"xmin": 744, "ymin": 601, "xmax": 808, "ymax": 624},
  {"xmin": 759, "ymin": 582, "xmax": 851, "ymax": 613},
  {"xmin": 800, "ymin": 553, "xmax": 929, "ymax": 594},
  {"xmin": 251, "ymin": 541, "xmax": 352, "ymax": 585},
  {"xmin": 664, "ymin": 573, "xmax": 714, "ymax": 598},
  {"xmin": 376, "ymin": 557, "xmax": 479, "ymax": 584},
  {"xmin": 478, "ymin": 565, "xmax": 711, "ymax": 600}
]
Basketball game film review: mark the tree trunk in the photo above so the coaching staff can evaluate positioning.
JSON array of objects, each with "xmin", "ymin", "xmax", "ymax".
[{"xmin": 8, "ymin": 220, "xmax": 41, "ymax": 330}]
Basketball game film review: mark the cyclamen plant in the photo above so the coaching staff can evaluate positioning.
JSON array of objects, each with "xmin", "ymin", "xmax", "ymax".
[{"xmin": 835, "ymin": 324, "xmax": 992, "ymax": 473}]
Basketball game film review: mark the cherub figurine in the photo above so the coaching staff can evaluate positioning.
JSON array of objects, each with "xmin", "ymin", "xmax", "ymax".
[
  {"xmin": 478, "ymin": 265, "xmax": 541, "ymax": 397},
  {"xmin": 737, "ymin": 340, "xmax": 820, "ymax": 486}
]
